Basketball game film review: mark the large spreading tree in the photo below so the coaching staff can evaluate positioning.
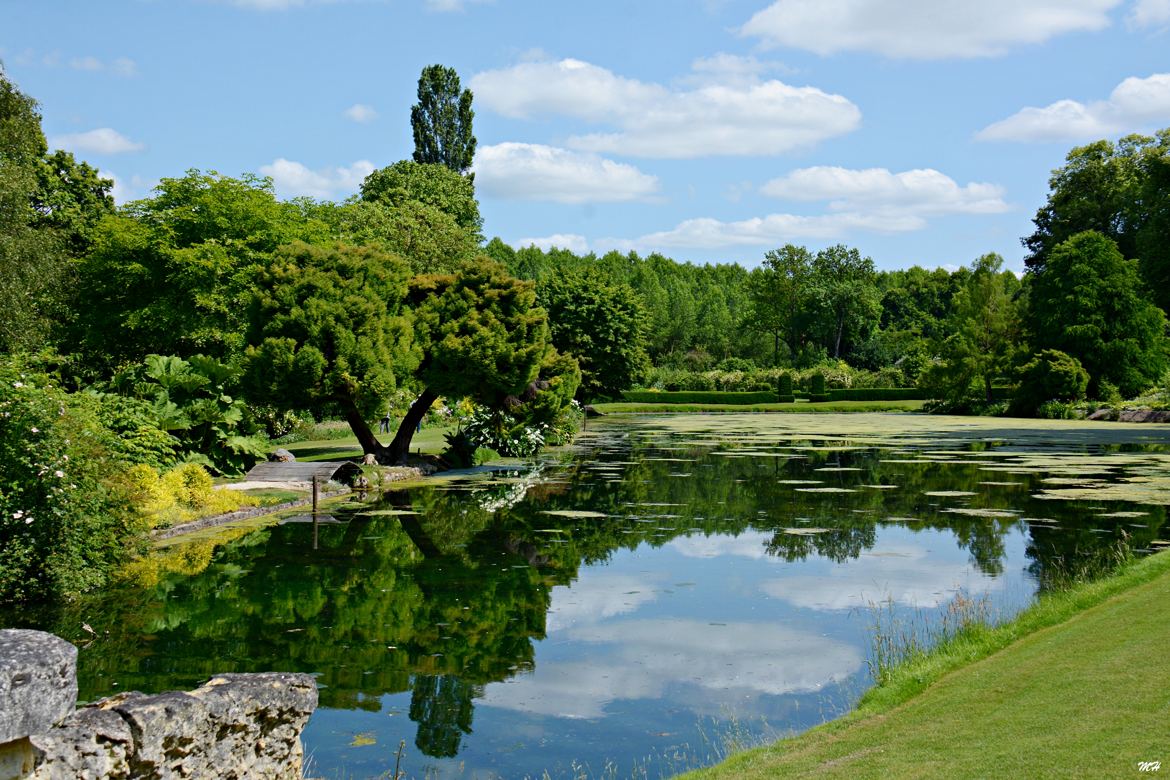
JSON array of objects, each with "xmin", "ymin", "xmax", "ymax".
[
  {"xmin": 242, "ymin": 240, "xmax": 418, "ymax": 456},
  {"xmin": 1025, "ymin": 230, "xmax": 1166, "ymax": 398},
  {"xmin": 1025, "ymin": 130, "xmax": 1170, "ymax": 314}
]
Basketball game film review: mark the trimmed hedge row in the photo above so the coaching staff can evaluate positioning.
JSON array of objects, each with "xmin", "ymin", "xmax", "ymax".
[
  {"xmin": 828, "ymin": 387, "xmax": 928, "ymax": 401},
  {"xmin": 621, "ymin": 390, "xmax": 780, "ymax": 405}
]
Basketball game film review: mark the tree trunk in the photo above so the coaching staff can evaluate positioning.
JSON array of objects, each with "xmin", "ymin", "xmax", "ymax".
[
  {"xmin": 342, "ymin": 400, "xmax": 382, "ymax": 455},
  {"xmin": 386, "ymin": 387, "xmax": 438, "ymax": 463}
]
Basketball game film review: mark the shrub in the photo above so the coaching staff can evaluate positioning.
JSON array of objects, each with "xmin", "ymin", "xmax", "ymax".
[
  {"xmin": 0, "ymin": 361, "xmax": 149, "ymax": 603},
  {"xmin": 777, "ymin": 373, "xmax": 794, "ymax": 403},
  {"xmin": 828, "ymin": 388, "xmax": 928, "ymax": 401},
  {"xmin": 128, "ymin": 462, "xmax": 258, "ymax": 529},
  {"xmin": 620, "ymin": 390, "xmax": 778, "ymax": 405},
  {"xmin": 1010, "ymin": 350, "xmax": 1090, "ymax": 417},
  {"xmin": 808, "ymin": 373, "xmax": 829, "ymax": 402}
]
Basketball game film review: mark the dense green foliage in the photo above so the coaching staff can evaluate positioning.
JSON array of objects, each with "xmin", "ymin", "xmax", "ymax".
[
  {"xmin": 243, "ymin": 241, "xmax": 417, "ymax": 456},
  {"xmin": 621, "ymin": 390, "xmax": 779, "ymax": 405},
  {"xmin": 360, "ymin": 160, "xmax": 482, "ymax": 240},
  {"xmin": 1025, "ymin": 131, "xmax": 1170, "ymax": 314},
  {"xmin": 1009, "ymin": 350, "xmax": 1090, "ymax": 416},
  {"xmin": 411, "ymin": 64, "xmax": 476, "ymax": 175},
  {"xmin": 1025, "ymin": 231, "xmax": 1166, "ymax": 398},
  {"xmin": 0, "ymin": 359, "xmax": 147, "ymax": 603},
  {"xmin": 537, "ymin": 268, "xmax": 649, "ymax": 400}
]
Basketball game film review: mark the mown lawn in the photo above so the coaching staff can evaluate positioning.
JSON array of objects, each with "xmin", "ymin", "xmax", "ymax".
[
  {"xmin": 592, "ymin": 400, "xmax": 927, "ymax": 414},
  {"xmin": 278, "ymin": 425, "xmax": 455, "ymax": 462},
  {"xmin": 686, "ymin": 549, "xmax": 1170, "ymax": 779}
]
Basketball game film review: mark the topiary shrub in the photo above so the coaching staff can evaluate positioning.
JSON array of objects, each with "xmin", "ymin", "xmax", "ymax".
[
  {"xmin": 808, "ymin": 372, "xmax": 829, "ymax": 402},
  {"xmin": 1010, "ymin": 349, "xmax": 1089, "ymax": 417},
  {"xmin": 777, "ymin": 373, "xmax": 794, "ymax": 403}
]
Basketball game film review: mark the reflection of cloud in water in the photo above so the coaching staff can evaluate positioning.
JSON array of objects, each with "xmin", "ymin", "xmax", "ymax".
[
  {"xmin": 545, "ymin": 571, "xmax": 660, "ymax": 633},
  {"xmin": 480, "ymin": 619, "xmax": 861, "ymax": 720},
  {"xmin": 761, "ymin": 542, "xmax": 1002, "ymax": 611},
  {"xmin": 668, "ymin": 530, "xmax": 774, "ymax": 560}
]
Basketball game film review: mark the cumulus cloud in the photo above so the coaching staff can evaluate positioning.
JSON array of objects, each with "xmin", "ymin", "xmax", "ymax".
[
  {"xmin": 474, "ymin": 143, "xmax": 659, "ymax": 204},
  {"xmin": 1129, "ymin": 0, "xmax": 1170, "ymax": 28},
  {"xmin": 480, "ymin": 618, "xmax": 862, "ymax": 719},
  {"xmin": 607, "ymin": 211, "xmax": 922, "ymax": 252},
  {"xmin": 49, "ymin": 128, "xmax": 144, "ymax": 155},
  {"xmin": 515, "ymin": 234, "xmax": 591, "ymax": 254},
  {"xmin": 343, "ymin": 103, "xmax": 377, "ymax": 123},
  {"xmin": 741, "ymin": 0, "xmax": 1119, "ymax": 58},
  {"xmin": 977, "ymin": 72, "xmax": 1170, "ymax": 142},
  {"xmin": 759, "ymin": 541, "xmax": 1003, "ymax": 611},
  {"xmin": 470, "ymin": 57, "xmax": 859, "ymax": 158},
  {"xmin": 761, "ymin": 166, "xmax": 1008, "ymax": 216},
  {"xmin": 259, "ymin": 158, "xmax": 374, "ymax": 199}
]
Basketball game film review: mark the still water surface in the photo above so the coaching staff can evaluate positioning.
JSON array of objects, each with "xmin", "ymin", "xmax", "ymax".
[{"xmin": 14, "ymin": 414, "xmax": 1170, "ymax": 778}]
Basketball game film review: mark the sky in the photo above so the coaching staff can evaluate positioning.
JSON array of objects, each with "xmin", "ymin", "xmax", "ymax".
[{"xmin": 3, "ymin": 1, "xmax": 1169, "ymax": 272}]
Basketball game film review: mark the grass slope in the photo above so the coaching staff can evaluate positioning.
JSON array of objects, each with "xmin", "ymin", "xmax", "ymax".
[
  {"xmin": 687, "ymin": 550, "xmax": 1170, "ymax": 779},
  {"xmin": 279, "ymin": 425, "xmax": 454, "ymax": 462}
]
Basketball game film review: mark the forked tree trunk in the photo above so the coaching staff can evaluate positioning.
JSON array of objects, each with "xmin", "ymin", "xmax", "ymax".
[{"xmin": 385, "ymin": 388, "xmax": 438, "ymax": 464}]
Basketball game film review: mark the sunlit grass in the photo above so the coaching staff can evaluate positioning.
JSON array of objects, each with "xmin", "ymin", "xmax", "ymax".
[{"xmin": 684, "ymin": 549, "xmax": 1170, "ymax": 779}]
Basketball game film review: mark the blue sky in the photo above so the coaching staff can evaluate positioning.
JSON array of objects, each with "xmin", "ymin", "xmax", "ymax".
[{"xmin": 3, "ymin": 0, "xmax": 1168, "ymax": 271}]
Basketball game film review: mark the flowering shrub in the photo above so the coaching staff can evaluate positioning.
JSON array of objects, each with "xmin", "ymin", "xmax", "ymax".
[
  {"xmin": 0, "ymin": 361, "xmax": 148, "ymax": 603},
  {"xmin": 461, "ymin": 407, "xmax": 546, "ymax": 458}
]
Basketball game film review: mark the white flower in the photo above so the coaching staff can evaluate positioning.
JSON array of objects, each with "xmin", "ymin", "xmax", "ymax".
[
  {"xmin": 12, "ymin": 510, "xmax": 23, "ymax": 519},
  {"xmin": 54, "ymin": 470, "xmax": 65, "ymax": 478},
  {"xmin": 24, "ymin": 516, "xmax": 33, "ymax": 525},
  {"xmin": 30, "ymin": 427, "xmax": 39, "ymax": 433},
  {"xmin": 12, "ymin": 382, "xmax": 22, "ymax": 388}
]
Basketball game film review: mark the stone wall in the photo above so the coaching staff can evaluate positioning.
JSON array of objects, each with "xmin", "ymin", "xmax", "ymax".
[{"xmin": 0, "ymin": 630, "xmax": 317, "ymax": 780}]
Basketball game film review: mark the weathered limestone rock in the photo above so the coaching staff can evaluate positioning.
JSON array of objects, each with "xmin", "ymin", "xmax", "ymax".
[
  {"xmin": 26, "ymin": 708, "xmax": 133, "ymax": 779},
  {"xmin": 270, "ymin": 448, "xmax": 296, "ymax": 463},
  {"xmin": 0, "ymin": 631, "xmax": 77, "ymax": 745},
  {"xmin": 0, "ymin": 628, "xmax": 316, "ymax": 779},
  {"xmin": 1087, "ymin": 407, "xmax": 1117, "ymax": 421}
]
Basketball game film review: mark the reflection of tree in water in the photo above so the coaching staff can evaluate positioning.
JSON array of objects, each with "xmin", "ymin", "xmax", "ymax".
[{"xmin": 409, "ymin": 674, "xmax": 479, "ymax": 757}]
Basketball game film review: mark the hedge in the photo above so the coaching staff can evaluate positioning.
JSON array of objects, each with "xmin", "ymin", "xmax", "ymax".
[
  {"xmin": 828, "ymin": 387, "xmax": 928, "ymax": 401},
  {"xmin": 621, "ymin": 390, "xmax": 779, "ymax": 405}
]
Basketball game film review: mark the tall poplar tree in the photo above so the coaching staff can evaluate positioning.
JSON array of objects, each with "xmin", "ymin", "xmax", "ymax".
[{"xmin": 411, "ymin": 65, "xmax": 476, "ymax": 175}]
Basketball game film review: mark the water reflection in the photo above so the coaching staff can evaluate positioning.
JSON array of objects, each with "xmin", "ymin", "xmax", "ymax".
[{"xmin": 7, "ymin": 414, "xmax": 1170, "ymax": 777}]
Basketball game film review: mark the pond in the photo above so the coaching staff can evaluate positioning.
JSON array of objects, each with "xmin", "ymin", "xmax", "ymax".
[{"xmin": 9, "ymin": 413, "xmax": 1170, "ymax": 778}]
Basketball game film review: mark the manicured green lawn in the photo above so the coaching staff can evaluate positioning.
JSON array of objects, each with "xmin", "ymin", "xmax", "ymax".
[
  {"xmin": 279, "ymin": 425, "xmax": 454, "ymax": 462},
  {"xmin": 592, "ymin": 400, "xmax": 927, "ymax": 414},
  {"xmin": 686, "ymin": 550, "xmax": 1170, "ymax": 779}
]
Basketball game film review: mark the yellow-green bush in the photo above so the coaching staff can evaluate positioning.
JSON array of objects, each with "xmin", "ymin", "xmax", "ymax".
[{"xmin": 130, "ymin": 463, "xmax": 258, "ymax": 528}]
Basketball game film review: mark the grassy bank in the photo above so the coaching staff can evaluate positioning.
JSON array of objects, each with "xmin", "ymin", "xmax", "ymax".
[
  {"xmin": 686, "ymin": 549, "xmax": 1170, "ymax": 779},
  {"xmin": 277, "ymin": 424, "xmax": 454, "ymax": 462},
  {"xmin": 592, "ymin": 400, "xmax": 928, "ymax": 414}
]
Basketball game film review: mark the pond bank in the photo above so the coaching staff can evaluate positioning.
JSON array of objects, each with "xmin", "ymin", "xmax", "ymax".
[{"xmin": 685, "ymin": 548, "xmax": 1170, "ymax": 779}]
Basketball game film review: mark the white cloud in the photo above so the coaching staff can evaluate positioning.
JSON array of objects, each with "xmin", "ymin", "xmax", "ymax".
[
  {"xmin": 471, "ymin": 57, "xmax": 859, "ymax": 158},
  {"xmin": 424, "ymin": 0, "xmax": 491, "ymax": 10},
  {"xmin": 1129, "ymin": 0, "xmax": 1170, "ymax": 28},
  {"xmin": 49, "ymin": 128, "xmax": 144, "ymax": 155},
  {"xmin": 480, "ymin": 618, "xmax": 862, "ymax": 720},
  {"xmin": 343, "ymin": 103, "xmax": 377, "ymax": 123},
  {"xmin": 515, "ymin": 234, "xmax": 591, "ymax": 254},
  {"xmin": 759, "ymin": 542, "xmax": 1003, "ymax": 611},
  {"xmin": 545, "ymin": 571, "xmax": 660, "ymax": 633},
  {"xmin": 474, "ymin": 143, "xmax": 659, "ymax": 204},
  {"xmin": 977, "ymin": 72, "xmax": 1170, "ymax": 142},
  {"xmin": 98, "ymin": 169, "xmax": 129, "ymax": 204},
  {"xmin": 259, "ymin": 158, "xmax": 374, "ymax": 199},
  {"xmin": 741, "ymin": 0, "xmax": 1119, "ymax": 58},
  {"xmin": 69, "ymin": 56, "xmax": 103, "ymax": 71},
  {"xmin": 761, "ymin": 167, "xmax": 1008, "ymax": 216},
  {"xmin": 607, "ymin": 211, "xmax": 923, "ymax": 252}
]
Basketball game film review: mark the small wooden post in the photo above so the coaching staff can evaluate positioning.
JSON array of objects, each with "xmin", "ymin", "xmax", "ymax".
[{"xmin": 312, "ymin": 476, "xmax": 319, "ymax": 514}]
